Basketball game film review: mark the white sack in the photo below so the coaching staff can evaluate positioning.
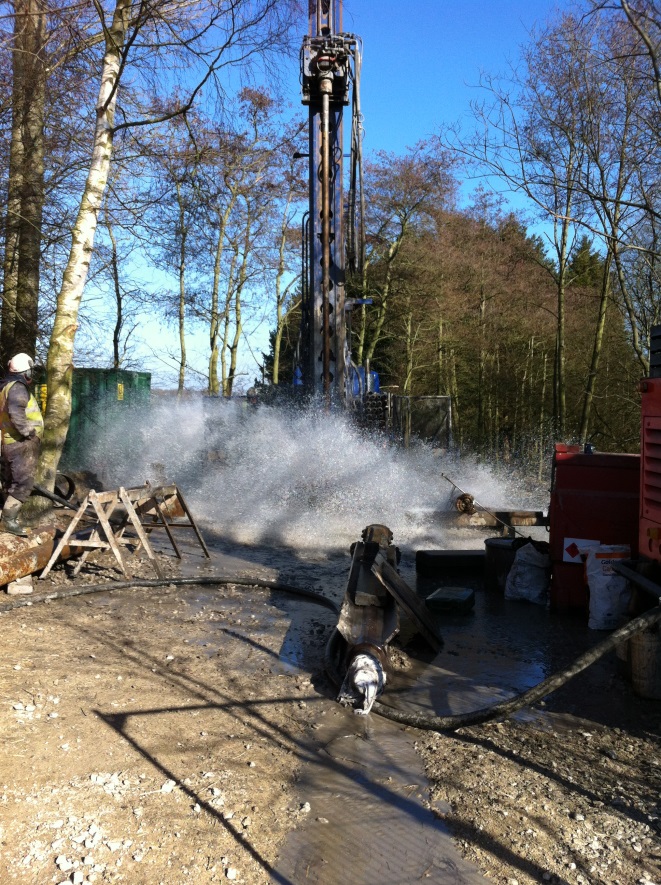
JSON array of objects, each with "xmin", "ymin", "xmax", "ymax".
[
  {"xmin": 505, "ymin": 542, "xmax": 551, "ymax": 605},
  {"xmin": 585, "ymin": 545, "xmax": 631, "ymax": 630}
]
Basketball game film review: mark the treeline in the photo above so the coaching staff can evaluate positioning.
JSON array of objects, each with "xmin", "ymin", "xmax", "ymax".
[
  {"xmin": 0, "ymin": 1, "xmax": 658, "ymax": 495},
  {"xmin": 273, "ymin": 1, "xmax": 660, "ymax": 457}
]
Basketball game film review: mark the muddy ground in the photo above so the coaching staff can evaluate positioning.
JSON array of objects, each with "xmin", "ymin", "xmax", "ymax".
[{"xmin": 1, "ymin": 534, "xmax": 660, "ymax": 885}]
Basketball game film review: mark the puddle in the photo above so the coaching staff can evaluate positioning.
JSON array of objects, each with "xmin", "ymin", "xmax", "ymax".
[{"xmin": 274, "ymin": 708, "xmax": 486, "ymax": 884}]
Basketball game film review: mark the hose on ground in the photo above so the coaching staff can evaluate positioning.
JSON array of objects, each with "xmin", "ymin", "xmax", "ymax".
[
  {"xmin": 325, "ymin": 604, "xmax": 661, "ymax": 732},
  {"xmin": 0, "ymin": 575, "xmax": 340, "ymax": 615},
  {"xmin": 33, "ymin": 482, "xmax": 79, "ymax": 512},
  {"xmin": 5, "ymin": 571, "xmax": 659, "ymax": 733}
]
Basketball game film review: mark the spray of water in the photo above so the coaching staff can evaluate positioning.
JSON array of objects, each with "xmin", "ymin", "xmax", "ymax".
[{"xmin": 87, "ymin": 399, "xmax": 547, "ymax": 552}]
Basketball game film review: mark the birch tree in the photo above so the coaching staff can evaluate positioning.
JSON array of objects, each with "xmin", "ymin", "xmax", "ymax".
[{"xmin": 33, "ymin": 0, "xmax": 299, "ymax": 494}]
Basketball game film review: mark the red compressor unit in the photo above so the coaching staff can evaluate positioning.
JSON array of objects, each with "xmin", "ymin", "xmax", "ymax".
[
  {"xmin": 639, "ymin": 375, "xmax": 661, "ymax": 562},
  {"xmin": 548, "ymin": 443, "xmax": 640, "ymax": 612}
]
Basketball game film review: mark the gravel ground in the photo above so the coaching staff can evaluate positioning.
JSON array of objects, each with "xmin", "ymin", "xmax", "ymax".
[
  {"xmin": 418, "ymin": 705, "xmax": 661, "ymax": 885},
  {"xmin": 2, "ymin": 541, "xmax": 661, "ymax": 885}
]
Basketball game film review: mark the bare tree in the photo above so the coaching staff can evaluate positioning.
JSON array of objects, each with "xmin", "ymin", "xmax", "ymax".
[
  {"xmin": 34, "ymin": 0, "xmax": 300, "ymax": 494},
  {"xmin": 1, "ymin": 0, "xmax": 47, "ymax": 363}
]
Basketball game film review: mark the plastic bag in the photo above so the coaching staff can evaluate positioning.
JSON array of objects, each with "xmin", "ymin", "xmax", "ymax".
[
  {"xmin": 505, "ymin": 541, "xmax": 551, "ymax": 605},
  {"xmin": 584, "ymin": 545, "xmax": 631, "ymax": 630}
]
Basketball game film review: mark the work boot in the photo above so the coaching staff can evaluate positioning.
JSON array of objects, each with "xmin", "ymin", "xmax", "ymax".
[{"xmin": 0, "ymin": 498, "xmax": 27, "ymax": 537}]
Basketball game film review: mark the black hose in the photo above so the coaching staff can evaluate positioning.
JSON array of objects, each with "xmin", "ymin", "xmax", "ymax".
[
  {"xmin": 6, "ymin": 568, "xmax": 657, "ymax": 733},
  {"xmin": 33, "ymin": 483, "xmax": 80, "ymax": 512},
  {"xmin": 0, "ymin": 574, "xmax": 340, "ymax": 615},
  {"xmin": 325, "ymin": 604, "xmax": 661, "ymax": 732}
]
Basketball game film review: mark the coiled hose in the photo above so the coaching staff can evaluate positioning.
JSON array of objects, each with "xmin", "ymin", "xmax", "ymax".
[
  {"xmin": 3, "ymin": 574, "xmax": 659, "ymax": 734},
  {"xmin": 325, "ymin": 604, "xmax": 661, "ymax": 731},
  {"xmin": 0, "ymin": 575, "xmax": 339, "ymax": 614}
]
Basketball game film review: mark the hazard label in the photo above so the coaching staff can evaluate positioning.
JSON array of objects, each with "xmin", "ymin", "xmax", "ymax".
[{"xmin": 563, "ymin": 538, "xmax": 600, "ymax": 563}]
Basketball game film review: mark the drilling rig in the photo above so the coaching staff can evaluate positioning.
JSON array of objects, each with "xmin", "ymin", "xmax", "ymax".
[{"xmin": 297, "ymin": 0, "xmax": 366, "ymax": 405}]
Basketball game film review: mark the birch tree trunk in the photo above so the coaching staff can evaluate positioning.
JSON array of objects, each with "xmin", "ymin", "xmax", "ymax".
[
  {"xmin": 209, "ymin": 202, "xmax": 234, "ymax": 395},
  {"xmin": 1, "ymin": 57, "xmax": 23, "ymax": 363},
  {"xmin": 107, "ymin": 221, "xmax": 123, "ymax": 369},
  {"xmin": 221, "ymin": 248, "xmax": 239, "ymax": 396},
  {"xmin": 271, "ymin": 188, "xmax": 294, "ymax": 385},
  {"xmin": 35, "ymin": 0, "xmax": 131, "ymax": 495},
  {"xmin": 227, "ymin": 213, "xmax": 252, "ymax": 396}
]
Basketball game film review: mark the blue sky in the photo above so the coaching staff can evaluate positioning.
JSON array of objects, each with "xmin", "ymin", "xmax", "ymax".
[{"xmin": 346, "ymin": 0, "xmax": 563, "ymax": 156}]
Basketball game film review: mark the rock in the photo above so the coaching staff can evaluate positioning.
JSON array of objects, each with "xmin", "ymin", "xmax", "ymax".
[
  {"xmin": 226, "ymin": 869, "xmax": 238, "ymax": 880},
  {"xmin": 7, "ymin": 576, "xmax": 33, "ymax": 595},
  {"xmin": 160, "ymin": 779, "xmax": 176, "ymax": 793}
]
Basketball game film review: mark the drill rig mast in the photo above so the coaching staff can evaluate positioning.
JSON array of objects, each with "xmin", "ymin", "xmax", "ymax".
[{"xmin": 298, "ymin": 0, "xmax": 364, "ymax": 403}]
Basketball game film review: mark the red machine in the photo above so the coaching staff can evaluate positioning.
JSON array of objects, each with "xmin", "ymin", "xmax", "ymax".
[
  {"xmin": 548, "ymin": 443, "xmax": 640, "ymax": 611},
  {"xmin": 639, "ymin": 376, "xmax": 661, "ymax": 561}
]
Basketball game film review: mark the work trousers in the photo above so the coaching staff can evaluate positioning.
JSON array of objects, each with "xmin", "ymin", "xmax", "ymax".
[{"xmin": 1, "ymin": 437, "xmax": 41, "ymax": 503}]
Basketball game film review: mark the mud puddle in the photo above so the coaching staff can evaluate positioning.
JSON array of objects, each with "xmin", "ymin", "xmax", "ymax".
[{"xmin": 274, "ymin": 708, "xmax": 485, "ymax": 884}]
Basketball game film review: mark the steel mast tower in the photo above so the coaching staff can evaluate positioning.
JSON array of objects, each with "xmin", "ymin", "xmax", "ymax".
[{"xmin": 300, "ymin": 0, "xmax": 362, "ymax": 403}]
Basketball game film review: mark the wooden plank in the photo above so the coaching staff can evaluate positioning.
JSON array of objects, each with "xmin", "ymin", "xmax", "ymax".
[
  {"xmin": 175, "ymin": 488, "xmax": 210, "ymax": 558},
  {"xmin": 119, "ymin": 487, "xmax": 162, "ymax": 578},
  {"xmin": 153, "ymin": 496, "xmax": 182, "ymax": 558},
  {"xmin": 370, "ymin": 552, "xmax": 443, "ymax": 652},
  {"xmin": 40, "ymin": 496, "xmax": 89, "ymax": 578},
  {"xmin": 72, "ymin": 497, "xmax": 124, "ymax": 576},
  {"xmin": 89, "ymin": 490, "xmax": 127, "ymax": 576}
]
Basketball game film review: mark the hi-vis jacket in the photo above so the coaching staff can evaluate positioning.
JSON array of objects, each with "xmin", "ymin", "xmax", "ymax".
[{"xmin": 0, "ymin": 379, "xmax": 44, "ymax": 445}]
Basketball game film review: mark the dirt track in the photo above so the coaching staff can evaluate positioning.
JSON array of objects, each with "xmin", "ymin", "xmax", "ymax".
[{"xmin": 1, "ymin": 542, "xmax": 661, "ymax": 885}]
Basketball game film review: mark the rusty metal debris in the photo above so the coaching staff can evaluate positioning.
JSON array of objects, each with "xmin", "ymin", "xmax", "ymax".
[{"xmin": 0, "ymin": 515, "xmax": 81, "ymax": 587}]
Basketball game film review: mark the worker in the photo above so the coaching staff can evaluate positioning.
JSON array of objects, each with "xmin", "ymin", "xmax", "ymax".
[
  {"xmin": 246, "ymin": 387, "xmax": 259, "ymax": 407},
  {"xmin": 0, "ymin": 353, "xmax": 44, "ymax": 536}
]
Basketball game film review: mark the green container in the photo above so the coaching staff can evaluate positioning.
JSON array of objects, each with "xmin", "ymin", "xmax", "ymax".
[{"xmin": 48, "ymin": 368, "xmax": 152, "ymax": 469}]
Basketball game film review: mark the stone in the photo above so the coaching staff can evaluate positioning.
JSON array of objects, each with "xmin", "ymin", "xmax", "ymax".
[{"xmin": 7, "ymin": 576, "xmax": 33, "ymax": 596}]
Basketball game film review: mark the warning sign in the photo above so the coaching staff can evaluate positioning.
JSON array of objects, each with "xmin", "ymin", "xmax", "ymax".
[{"xmin": 563, "ymin": 538, "xmax": 600, "ymax": 563}]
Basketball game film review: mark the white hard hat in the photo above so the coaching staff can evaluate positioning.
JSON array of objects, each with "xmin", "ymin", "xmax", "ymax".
[{"xmin": 8, "ymin": 353, "xmax": 34, "ymax": 374}]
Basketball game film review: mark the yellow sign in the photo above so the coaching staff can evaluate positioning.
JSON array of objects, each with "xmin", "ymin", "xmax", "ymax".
[{"xmin": 117, "ymin": 382, "xmax": 124, "ymax": 401}]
